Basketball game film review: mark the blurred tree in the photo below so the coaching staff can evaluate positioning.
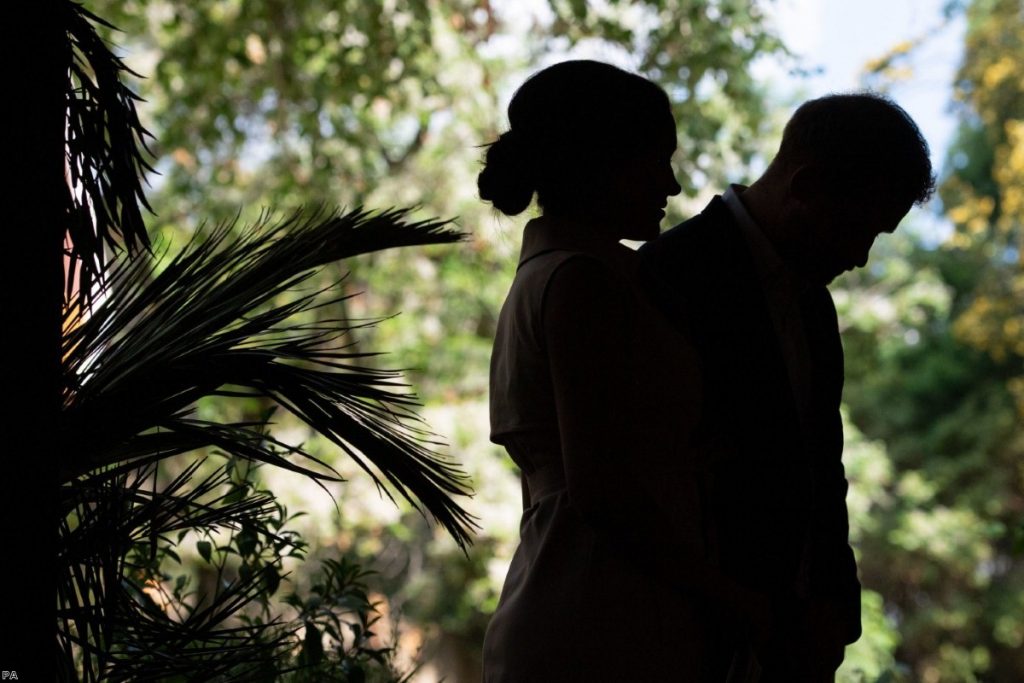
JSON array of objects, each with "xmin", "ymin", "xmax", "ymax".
[
  {"xmin": 90, "ymin": 0, "xmax": 787, "ymax": 395},
  {"xmin": 55, "ymin": 2, "xmax": 477, "ymax": 679},
  {"xmin": 837, "ymin": 0, "xmax": 1023, "ymax": 680},
  {"xmin": 93, "ymin": 0, "xmax": 785, "ymax": 218},
  {"xmin": 941, "ymin": 0, "xmax": 1023, "ymax": 415},
  {"xmin": 84, "ymin": 1, "xmax": 789, "ymax": 677}
]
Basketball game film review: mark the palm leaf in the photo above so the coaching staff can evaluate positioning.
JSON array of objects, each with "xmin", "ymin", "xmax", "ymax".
[
  {"xmin": 59, "ymin": 459, "xmax": 294, "ymax": 682},
  {"xmin": 58, "ymin": 9, "xmax": 477, "ymax": 678},
  {"xmin": 63, "ymin": 0, "xmax": 155, "ymax": 302},
  {"xmin": 61, "ymin": 207, "xmax": 476, "ymax": 547}
]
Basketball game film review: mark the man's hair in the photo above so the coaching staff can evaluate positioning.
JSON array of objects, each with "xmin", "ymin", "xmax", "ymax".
[{"xmin": 774, "ymin": 93, "xmax": 936, "ymax": 205}]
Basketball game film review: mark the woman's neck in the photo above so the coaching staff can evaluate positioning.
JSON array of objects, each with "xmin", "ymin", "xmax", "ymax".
[{"xmin": 540, "ymin": 210, "xmax": 623, "ymax": 244}]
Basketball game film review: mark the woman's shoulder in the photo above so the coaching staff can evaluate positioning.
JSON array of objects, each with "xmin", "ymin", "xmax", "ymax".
[
  {"xmin": 519, "ymin": 216, "xmax": 637, "ymax": 271},
  {"xmin": 502, "ymin": 218, "xmax": 642, "ymax": 330},
  {"xmin": 543, "ymin": 250, "xmax": 624, "ymax": 296},
  {"xmin": 506, "ymin": 251, "xmax": 623, "ymax": 325},
  {"xmin": 499, "ymin": 253, "xmax": 612, "ymax": 340}
]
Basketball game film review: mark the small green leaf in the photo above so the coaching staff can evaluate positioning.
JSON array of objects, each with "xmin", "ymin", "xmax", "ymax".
[
  {"xmin": 196, "ymin": 541, "xmax": 212, "ymax": 563},
  {"xmin": 341, "ymin": 658, "xmax": 365, "ymax": 683},
  {"xmin": 265, "ymin": 565, "xmax": 281, "ymax": 596},
  {"xmin": 237, "ymin": 527, "xmax": 258, "ymax": 556},
  {"xmin": 303, "ymin": 622, "xmax": 324, "ymax": 665}
]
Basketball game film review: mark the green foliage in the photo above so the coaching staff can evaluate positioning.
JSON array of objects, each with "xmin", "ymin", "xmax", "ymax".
[
  {"xmin": 837, "ymin": 1, "xmax": 1023, "ymax": 679},
  {"xmin": 61, "ymin": 458, "xmax": 295, "ymax": 680},
  {"xmin": 93, "ymin": 0, "xmax": 786, "ymax": 218},
  {"xmin": 58, "ymin": 208, "xmax": 477, "ymax": 679},
  {"xmin": 78, "ymin": 456, "xmax": 413, "ymax": 682},
  {"xmin": 59, "ymin": 3, "xmax": 482, "ymax": 680},
  {"xmin": 281, "ymin": 557, "xmax": 414, "ymax": 682},
  {"xmin": 283, "ymin": 402, "xmax": 521, "ymax": 680},
  {"xmin": 835, "ymin": 225, "xmax": 1023, "ymax": 680},
  {"xmin": 61, "ymin": 208, "xmax": 474, "ymax": 539},
  {"xmin": 941, "ymin": 0, "xmax": 1023, "ymax": 401},
  {"xmin": 76, "ymin": 4, "xmax": 789, "ymax": 677},
  {"xmin": 834, "ymin": 9, "xmax": 1023, "ymax": 678},
  {"xmin": 90, "ymin": 0, "xmax": 788, "ymax": 400},
  {"xmin": 71, "ymin": 2, "xmax": 1024, "ymax": 681},
  {"xmin": 545, "ymin": 0, "xmax": 788, "ymax": 195}
]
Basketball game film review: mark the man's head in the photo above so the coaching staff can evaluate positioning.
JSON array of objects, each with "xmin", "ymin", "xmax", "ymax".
[{"xmin": 759, "ymin": 93, "xmax": 935, "ymax": 284}]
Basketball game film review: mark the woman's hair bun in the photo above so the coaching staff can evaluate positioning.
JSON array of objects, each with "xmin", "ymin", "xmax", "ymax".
[{"xmin": 478, "ymin": 131, "xmax": 535, "ymax": 217}]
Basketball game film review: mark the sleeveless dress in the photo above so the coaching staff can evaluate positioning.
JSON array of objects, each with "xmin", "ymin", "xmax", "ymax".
[{"xmin": 482, "ymin": 216, "xmax": 708, "ymax": 682}]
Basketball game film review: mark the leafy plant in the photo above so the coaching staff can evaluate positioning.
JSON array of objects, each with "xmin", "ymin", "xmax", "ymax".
[
  {"xmin": 64, "ymin": 0, "xmax": 154, "ymax": 300},
  {"xmin": 57, "ymin": 207, "xmax": 475, "ymax": 682},
  {"xmin": 57, "ymin": 2, "xmax": 475, "ymax": 680},
  {"xmin": 281, "ymin": 557, "xmax": 416, "ymax": 683}
]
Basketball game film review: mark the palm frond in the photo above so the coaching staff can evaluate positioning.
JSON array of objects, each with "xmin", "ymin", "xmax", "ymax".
[
  {"xmin": 64, "ymin": 0, "xmax": 155, "ymax": 302},
  {"xmin": 61, "ymin": 207, "xmax": 476, "ymax": 547},
  {"xmin": 59, "ymin": 460, "xmax": 293, "ymax": 682}
]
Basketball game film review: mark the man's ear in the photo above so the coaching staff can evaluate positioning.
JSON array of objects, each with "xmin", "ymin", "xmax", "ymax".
[{"xmin": 789, "ymin": 164, "xmax": 828, "ymax": 206}]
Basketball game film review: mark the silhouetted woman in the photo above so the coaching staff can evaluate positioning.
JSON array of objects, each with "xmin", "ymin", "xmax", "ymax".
[{"xmin": 479, "ymin": 60, "xmax": 755, "ymax": 681}]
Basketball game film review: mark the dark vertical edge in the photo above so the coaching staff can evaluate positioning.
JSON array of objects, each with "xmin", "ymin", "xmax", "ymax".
[{"xmin": 1, "ymin": 1, "xmax": 66, "ymax": 678}]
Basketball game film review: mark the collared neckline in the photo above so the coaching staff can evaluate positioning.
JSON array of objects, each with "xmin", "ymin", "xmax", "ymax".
[
  {"xmin": 517, "ymin": 215, "xmax": 639, "ymax": 277},
  {"xmin": 722, "ymin": 184, "xmax": 808, "ymax": 292}
]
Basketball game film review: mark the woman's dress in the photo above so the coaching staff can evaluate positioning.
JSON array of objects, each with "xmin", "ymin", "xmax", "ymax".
[{"xmin": 482, "ymin": 216, "xmax": 709, "ymax": 681}]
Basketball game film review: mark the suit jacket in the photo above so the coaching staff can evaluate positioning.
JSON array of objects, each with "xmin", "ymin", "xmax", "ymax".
[{"xmin": 638, "ymin": 196, "xmax": 861, "ymax": 648}]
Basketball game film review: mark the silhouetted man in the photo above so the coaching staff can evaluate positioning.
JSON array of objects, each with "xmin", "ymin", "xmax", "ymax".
[{"xmin": 639, "ymin": 93, "xmax": 935, "ymax": 681}]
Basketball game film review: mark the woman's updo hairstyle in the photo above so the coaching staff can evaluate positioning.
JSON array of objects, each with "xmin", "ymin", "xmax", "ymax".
[
  {"xmin": 478, "ymin": 129, "xmax": 534, "ymax": 216},
  {"xmin": 478, "ymin": 60, "xmax": 674, "ymax": 217}
]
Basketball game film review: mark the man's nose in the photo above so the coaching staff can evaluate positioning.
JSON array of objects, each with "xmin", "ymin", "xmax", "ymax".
[{"xmin": 665, "ymin": 171, "xmax": 682, "ymax": 197}]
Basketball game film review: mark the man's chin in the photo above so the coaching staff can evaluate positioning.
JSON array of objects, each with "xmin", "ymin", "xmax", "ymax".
[
  {"xmin": 820, "ymin": 273, "xmax": 842, "ymax": 286},
  {"xmin": 811, "ymin": 259, "xmax": 848, "ymax": 285},
  {"xmin": 793, "ymin": 263, "xmax": 837, "ymax": 287},
  {"xmin": 827, "ymin": 264, "xmax": 861, "ymax": 284}
]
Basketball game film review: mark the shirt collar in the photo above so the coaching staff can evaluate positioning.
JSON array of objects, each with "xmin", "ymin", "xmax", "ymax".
[
  {"xmin": 517, "ymin": 215, "xmax": 639, "ymax": 276},
  {"xmin": 722, "ymin": 184, "xmax": 790, "ymax": 290}
]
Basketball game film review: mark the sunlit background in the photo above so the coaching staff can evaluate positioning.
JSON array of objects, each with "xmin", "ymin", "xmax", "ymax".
[{"xmin": 87, "ymin": 0, "xmax": 1022, "ymax": 680}]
